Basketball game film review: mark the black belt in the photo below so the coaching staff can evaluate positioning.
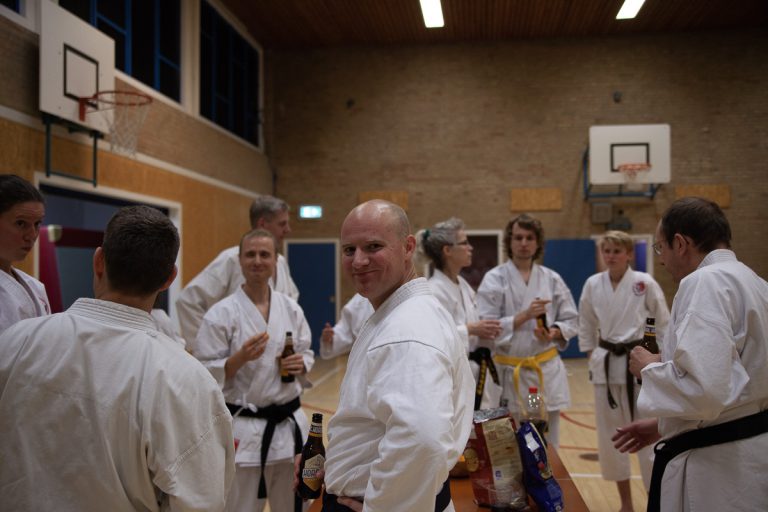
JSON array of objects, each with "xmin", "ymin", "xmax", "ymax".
[
  {"xmin": 322, "ymin": 478, "xmax": 451, "ymax": 511},
  {"xmin": 647, "ymin": 409, "xmax": 768, "ymax": 512},
  {"xmin": 468, "ymin": 348, "xmax": 499, "ymax": 411},
  {"xmin": 598, "ymin": 338, "xmax": 642, "ymax": 419},
  {"xmin": 226, "ymin": 397, "xmax": 303, "ymax": 512}
]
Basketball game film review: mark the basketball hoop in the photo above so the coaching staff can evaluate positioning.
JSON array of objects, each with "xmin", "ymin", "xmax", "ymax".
[
  {"xmin": 78, "ymin": 90, "xmax": 152, "ymax": 156},
  {"xmin": 616, "ymin": 162, "xmax": 652, "ymax": 188}
]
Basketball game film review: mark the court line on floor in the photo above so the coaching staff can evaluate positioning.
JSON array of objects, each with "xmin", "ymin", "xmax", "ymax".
[
  {"xmin": 309, "ymin": 364, "xmax": 344, "ymax": 387},
  {"xmin": 557, "ymin": 445, "xmax": 598, "ymax": 452},
  {"xmin": 560, "ymin": 412, "xmax": 596, "ymax": 431},
  {"xmin": 569, "ymin": 473, "xmax": 642, "ymax": 479}
]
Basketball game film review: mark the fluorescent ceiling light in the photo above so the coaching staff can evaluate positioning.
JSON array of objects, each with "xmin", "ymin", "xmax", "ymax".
[
  {"xmin": 419, "ymin": 0, "xmax": 444, "ymax": 28},
  {"xmin": 616, "ymin": 0, "xmax": 646, "ymax": 20}
]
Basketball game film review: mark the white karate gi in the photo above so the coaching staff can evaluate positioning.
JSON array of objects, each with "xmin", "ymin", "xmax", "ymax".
[
  {"xmin": 0, "ymin": 267, "xmax": 50, "ymax": 334},
  {"xmin": 429, "ymin": 269, "xmax": 502, "ymax": 409},
  {"xmin": 195, "ymin": 287, "xmax": 314, "ymax": 512},
  {"xmin": 476, "ymin": 261, "xmax": 579, "ymax": 446},
  {"xmin": 578, "ymin": 268, "xmax": 669, "ymax": 485},
  {"xmin": 176, "ymin": 247, "xmax": 299, "ymax": 343},
  {"xmin": 151, "ymin": 308, "xmax": 187, "ymax": 347},
  {"xmin": 0, "ymin": 298, "xmax": 235, "ymax": 512},
  {"xmin": 637, "ymin": 250, "xmax": 768, "ymax": 511},
  {"xmin": 320, "ymin": 293, "xmax": 373, "ymax": 359},
  {"xmin": 324, "ymin": 279, "xmax": 475, "ymax": 512}
]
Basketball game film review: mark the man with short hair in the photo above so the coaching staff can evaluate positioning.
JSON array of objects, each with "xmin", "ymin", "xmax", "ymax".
[
  {"xmin": 177, "ymin": 194, "xmax": 299, "ymax": 344},
  {"xmin": 0, "ymin": 205, "xmax": 235, "ymax": 511},
  {"xmin": 320, "ymin": 200, "xmax": 474, "ymax": 511},
  {"xmin": 613, "ymin": 197, "xmax": 768, "ymax": 511},
  {"xmin": 195, "ymin": 228, "xmax": 314, "ymax": 512},
  {"xmin": 476, "ymin": 213, "xmax": 579, "ymax": 447},
  {"xmin": 579, "ymin": 230, "xmax": 669, "ymax": 511}
]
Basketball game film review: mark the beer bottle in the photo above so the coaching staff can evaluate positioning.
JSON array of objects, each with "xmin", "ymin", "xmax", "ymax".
[
  {"xmin": 280, "ymin": 331, "xmax": 296, "ymax": 383},
  {"xmin": 297, "ymin": 413, "xmax": 325, "ymax": 500},
  {"xmin": 640, "ymin": 317, "xmax": 659, "ymax": 354},
  {"xmin": 535, "ymin": 298, "xmax": 549, "ymax": 334}
]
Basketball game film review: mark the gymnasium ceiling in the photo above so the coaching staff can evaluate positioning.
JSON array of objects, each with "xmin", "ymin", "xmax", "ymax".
[{"xmin": 219, "ymin": 0, "xmax": 768, "ymax": 50}]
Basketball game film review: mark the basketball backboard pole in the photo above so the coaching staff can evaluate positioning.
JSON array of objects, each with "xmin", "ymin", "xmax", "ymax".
[
  {"xmin": 582, "ymin": 148, "xmax": 662, "ymax": 200},
  {"xmin": 43, "ymin": 113, "xmax": 103, "ymax": 187}
]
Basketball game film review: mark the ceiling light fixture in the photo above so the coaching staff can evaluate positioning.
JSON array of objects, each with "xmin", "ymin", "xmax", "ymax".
[
  {"xmin": 419, "ymin": 0, "xmax": 444, "ymax": 28},
  {"xmin": 616, "ymin": 0, "xmax": 646, "ymax": 20}
]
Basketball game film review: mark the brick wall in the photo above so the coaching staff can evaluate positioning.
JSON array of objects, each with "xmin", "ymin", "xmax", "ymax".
[{"xmin": 268, "ymin": 29, "xmax": 768, "ymax": 302}]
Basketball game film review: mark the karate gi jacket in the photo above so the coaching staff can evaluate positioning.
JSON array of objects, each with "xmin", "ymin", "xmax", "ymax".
[
  {"xmin": 0, "ymin": 266, "xmax": 50, "ymax": 334},
  {"xmin": 476, "ymin": 261, "xmax": 578, "ymax": 412},
  {"xmin": 176, "ymin": 247, "xmax": 299, "ymax": 343},
  {"xmin": 638, "ymin": 250, "xmax": 768, "ymax": 511},
  {"xmin": 195, "ymin": 287, "xmax": 314, "ymax": 466},
  {"xmin": 320, "ymin": 293, "xmax": 373, "ymax": 359},
  {"xmin": 578, "ymin": 268, "xmax": 669, "ymax": 385},
  {"xmin": 0, "ymin": 298, "xmax": 235, "ymax": 511},
  {"xmin": 324, "ymin": 279, "xmax": 474, "ymax": 512}
]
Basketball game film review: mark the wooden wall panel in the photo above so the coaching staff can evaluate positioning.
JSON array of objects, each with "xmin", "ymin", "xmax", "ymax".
[
  {"xmin": 509, "ymin": 188, "xmax": 563, "ymax": 212},
  {"xmin": 674, "ymin": 184, "xmax": 731, "ymax": 208},
  {"xmin": 1, "ymin": 118, "xmax": 255, "ymax": 284}
]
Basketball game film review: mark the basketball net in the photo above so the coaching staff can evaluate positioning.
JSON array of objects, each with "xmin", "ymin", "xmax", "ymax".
[
  {"xmin": 617, "ymin": 163, "xmax": 652, "ymax": 191},
  {"xmin": 79, "ymin": 91, "xmax": 152, "ymax": 157}
]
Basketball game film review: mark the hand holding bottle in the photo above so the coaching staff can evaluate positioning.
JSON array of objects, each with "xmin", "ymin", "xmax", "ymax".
[{"xmin": 628, "ymin": 346, "xmax": 661, "ymax": 379}]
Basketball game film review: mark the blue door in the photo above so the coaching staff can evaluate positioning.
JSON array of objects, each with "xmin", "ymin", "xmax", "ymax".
[
  {"xmin": 286, "ymin": 241, "xmax": 337, "ymax": 354},
  {"xmin": 543, "ymin": 239, "xmax": 596, "ymax": 359}
]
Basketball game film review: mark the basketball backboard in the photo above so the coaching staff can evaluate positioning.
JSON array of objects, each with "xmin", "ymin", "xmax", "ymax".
[
  {"xmin": 589, "ymin": 124, "xmax": 671, "ymax": 185},
  {"xmin": 39, "ymin": 0, "xmax": 115, "ymax": 133}
]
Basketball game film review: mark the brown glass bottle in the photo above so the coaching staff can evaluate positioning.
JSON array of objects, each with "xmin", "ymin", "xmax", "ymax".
[
  {"xmin": 536, "ymin": 312, "xmax": 549, "ymax": 333},
  {"xmin": 280, "ymin": 331, "xmax": 296, "ymax": 383},
  {"xmin": 535, "ymin": 297, "xmax": 549, "ymax": 333},
  {"xmin": 640, "ymin": 317, "xmax": 659, "ymax": 354},
  {"xmin": 297, "ymin": 413, "xmax": 325, "ymax": 500}
]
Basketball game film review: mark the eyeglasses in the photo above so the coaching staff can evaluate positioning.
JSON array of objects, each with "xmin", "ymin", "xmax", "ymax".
[
  {"xmin": 652, "ymin": 241, "xmax": 662, "ymax": 256},
  {"xmin": 454, "ymin": 240, "xmax": 470, "ymax": 246}
]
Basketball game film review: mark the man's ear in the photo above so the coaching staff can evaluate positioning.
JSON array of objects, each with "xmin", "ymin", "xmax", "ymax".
[
  {"xmin": 673, "ymin": 233, "xmax": 688, "ymax": 255},
  {"xmin": 158, "ymin": 265, "xmax": 178, "ymax": 292},
  {"xmin": 404, "ymin": 234, "xmax": 417, "ymax": 259},
  {"xmin": 93, "ymin": 247, "xmax": 105, "ymax": 278}
]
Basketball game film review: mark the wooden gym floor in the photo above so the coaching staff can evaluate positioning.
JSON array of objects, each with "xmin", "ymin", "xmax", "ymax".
[{"xmin": 299, "ymin": 355, "xmax": 648, "ymax": 512}]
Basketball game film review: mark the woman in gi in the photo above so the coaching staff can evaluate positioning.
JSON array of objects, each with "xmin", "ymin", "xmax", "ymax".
[
  {"xmin": 417, "ymin": 217, "xmax": 502, "ymax": 410},
  {"xmin": 476, "ymin": 213, "xmax": 578, "ymax": 447},
  {"xmin": 195, "ymin": 228, "xmax": 314, "ymax": 512},
  {"xmin": 578, "ymin": 230, "xmax": 669, "ymax": 512},
  {"xmin": 0, "ymin": 174, "xmax": 50, "ymax": 334}
]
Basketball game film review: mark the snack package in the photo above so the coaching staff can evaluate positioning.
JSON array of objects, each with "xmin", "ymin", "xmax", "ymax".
[
  {"xmin": 515, "ymin": 421, "xmax": 564, "ymax": 512},
  {"xmin": 464, "ymin": 408, "xmax": 527, "ymax": 510}
]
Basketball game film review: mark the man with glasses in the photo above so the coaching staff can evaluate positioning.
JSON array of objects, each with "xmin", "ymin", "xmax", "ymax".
[{"xmin": 612, "ymin": 197, "xmax": 768, "ymax": 511}]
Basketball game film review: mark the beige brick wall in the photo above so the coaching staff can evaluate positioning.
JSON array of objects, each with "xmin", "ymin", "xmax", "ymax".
[{"xmin": 268, "ymin": 29, "xmax": 768, "ymax": 302}]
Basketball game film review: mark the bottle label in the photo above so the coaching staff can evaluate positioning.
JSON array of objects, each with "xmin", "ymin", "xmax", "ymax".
[
  {"xmin": 309, "ymin": 423, "xmax": 322, "ymax": 436},
  {"xmin": 302, "ymin": 454, "xmax": 325, "ymax": 490}
]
